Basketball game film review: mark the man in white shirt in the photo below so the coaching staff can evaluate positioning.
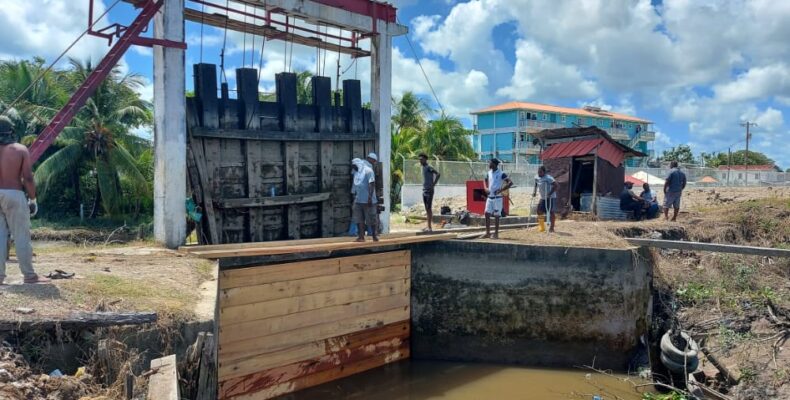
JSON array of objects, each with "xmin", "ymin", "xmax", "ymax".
[
  {"xmin": 483, "ymin": 158, "xmax": 512, "ymax": 239},
  {"xmin": 533, "ymin": 166, "xmax": 558, "ymax": 232}
]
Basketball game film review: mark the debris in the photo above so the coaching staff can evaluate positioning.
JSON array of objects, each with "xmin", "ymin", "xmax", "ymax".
[
  {"xmin": 49, "ymin": 369, "xmax": 64, "ymax": 377},
  {"xmin": 12, "ymin": 307, "xmax": 35, "ymax": 315},
  {"xmin": 46, "ymin": 269, "xmax": 75, "ymax": 279}
]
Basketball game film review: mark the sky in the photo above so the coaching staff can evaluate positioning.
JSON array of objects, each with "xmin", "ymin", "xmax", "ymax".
[{"xmin": 0, "ymin": 0, "xmax": 788, "ymax": 168}]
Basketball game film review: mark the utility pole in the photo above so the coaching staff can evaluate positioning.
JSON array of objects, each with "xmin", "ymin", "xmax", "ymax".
[
  {"xmin": 740, "ymin": 121, "xmax": 757, "ymax": 185},
  {"xmin": 727, "ymin": 147, "xmax": 732, "ymax": 185}
]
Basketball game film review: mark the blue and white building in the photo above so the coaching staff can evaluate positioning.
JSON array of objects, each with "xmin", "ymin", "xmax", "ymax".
[{"xmin": 471, "ymin": 102, "xmax": 656, "ymax": 167}]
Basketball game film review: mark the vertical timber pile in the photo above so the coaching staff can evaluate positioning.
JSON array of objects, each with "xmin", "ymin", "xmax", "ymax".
[
  {"xmin": 216, "ymin": 250, "xmax": 411, "ymax": 399},
  {"xmin": 186, "ymin": 64, "xmax": 377, "ymax": 244}
]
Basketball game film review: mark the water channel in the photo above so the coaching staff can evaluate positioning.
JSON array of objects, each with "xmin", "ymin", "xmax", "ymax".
[{"xmin": 287, "ymin": 360, "xmax": 653, "ymax": 399}]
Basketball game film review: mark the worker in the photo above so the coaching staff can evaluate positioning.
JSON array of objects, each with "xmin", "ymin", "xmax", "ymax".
[
  {"xmin": 418, "ymin": 153, "xmax": 440, "ymax": 232},
  {"xmin": 663, "ymin": 161, "xmax": 687, "ymax": 222},
  {"xmin": 365, "ymin": 152, "xmax": 383, "ymax": 235},
  {"xmin": 350, "ymin": 158, "xmax": 378, "ymax": 242},
  {"xmin": 533, "ymin": 166, "xmax": 558, "ymax": 232},
  {"xmin": 0, "ymin": 116, "xmax": 49, "ymax": 285},
  {"xmin": 640, "ymin": 182, "xmax": 660, "ymax": 219},
  {"xmin": 483, "ymin": 158, "xmax": 512, "ymax": 239},
  {"xmin": 620, "ymin": 181, "xmax": 645, "ymax": 220}
]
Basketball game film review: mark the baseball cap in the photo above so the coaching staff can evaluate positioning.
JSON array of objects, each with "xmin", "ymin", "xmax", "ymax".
[{"xmin": 367, "ymin": 152, "xmax": 378, "ymax": 161}]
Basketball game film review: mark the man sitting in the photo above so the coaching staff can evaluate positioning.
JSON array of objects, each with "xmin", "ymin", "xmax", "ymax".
[
  {"xmin": 639, "ymin": 183, "xmax": 660, "ymax": 219},
  {"xmin": 620, "ymin": 181, "xmax": 645, "ymax": 220}
]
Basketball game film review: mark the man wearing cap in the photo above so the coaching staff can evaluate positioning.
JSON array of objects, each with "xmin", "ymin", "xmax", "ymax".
[
  {"xmin": 351, "ymin": 158, "xmax": 378, "ymax": 242},
  {"xmin": 0, "ymin": 116, "xmax": 49, "ymax": 284},
  {"xmin": 483, "ymin": 158, "xmax": 512, "ymax": 239}
]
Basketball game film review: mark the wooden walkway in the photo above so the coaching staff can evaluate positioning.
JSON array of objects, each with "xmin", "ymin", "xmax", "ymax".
[{"xmin": 181, "ymin": 233, "xmax": 456, "ymax": 259}]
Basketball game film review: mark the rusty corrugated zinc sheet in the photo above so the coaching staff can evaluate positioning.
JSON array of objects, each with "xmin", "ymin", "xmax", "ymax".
[{"xmin": 540, "ymin": 138, "xmax": 625, "ymax": 167}]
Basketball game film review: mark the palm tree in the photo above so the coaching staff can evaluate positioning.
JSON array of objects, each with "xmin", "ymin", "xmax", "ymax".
[
  {"xmin": 392, "ymin": 91, "xmax": 431, "ymax": 134},
  {"xmin": 34, "ymin": 58, "xmax": 152, "ymax": 218},
  {"xmin": 419, "ymin": 114, "xmax": 476, "ymax": 161},
  {"xmin": 0, "ymin": 58, "xmax": 67, "ymax": 140}
]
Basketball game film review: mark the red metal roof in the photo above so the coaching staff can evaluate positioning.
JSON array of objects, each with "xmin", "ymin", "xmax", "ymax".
[{"xmin": 540, "ymin": 138, "xmax": 626, "ymax": 167}]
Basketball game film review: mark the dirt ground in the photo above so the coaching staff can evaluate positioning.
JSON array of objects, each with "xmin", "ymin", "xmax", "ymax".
[
  {"xmin": 0, "ymin": 241, "xmax": 215, "ymax": 325},
  {"xmin": 403, "ymin": 186, "xmax": 790, "ymax": 217}
]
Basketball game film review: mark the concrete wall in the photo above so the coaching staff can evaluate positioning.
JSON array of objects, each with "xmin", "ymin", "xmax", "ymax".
[{"xmin": 410, "ymin": 240, "xmax": 653, "ymax": 371}]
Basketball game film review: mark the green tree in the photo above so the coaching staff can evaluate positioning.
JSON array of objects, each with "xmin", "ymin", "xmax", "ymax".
[
  {"xmin": 0, "ymin": 58, "xmax": 67, "ymax": 139},
  {"xmin": 392, "ymin": 91, "xmax": 431, "ymax": 134},
  {"xmin": 661, "ymin": 144, "xmax": 695, "ymax": 164},
  {"xmin": 34, "ymin": 58, "xmax": 152, "ymax": 218},
  {"xmin": 702, "ymin": 150, "xmax": 774, "ymax": 168},
  {"xmin": 417, "ymin": 115, "xmax": 476, "ymax": 161}
]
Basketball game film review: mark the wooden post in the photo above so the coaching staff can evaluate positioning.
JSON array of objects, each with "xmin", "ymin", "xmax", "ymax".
[
  {"xmin": 314, "ymin": 76, "xmax": 335, "ymax": 237},
  {"xmin": 591, "ymin": 145, "xmax": 599, "ymax": 217},
  {"xmin": 343, "ymin": 80, "xmax": 362, "ymax": 133},
  {"xmin": 236, "ymin": 68, "xmax": 260, "ymax": 130},
  {"xmin": 276, "ymin": 72, "xmax": 298, "ymax": 132},
  {"xmin": 193, "ymin": 63, "xmax": 218, "ymax": 129}
]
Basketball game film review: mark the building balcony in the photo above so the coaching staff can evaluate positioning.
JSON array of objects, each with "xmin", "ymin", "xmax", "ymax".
[
  {"xmin": 519, "ymin": 120, "xmax": 565, "ymax": 132},
  {"xmin": 605, "ymin": 128, "xmax": 630, "ymax": 140},
  {"xmin": 639, "ymin": 130, "xmax": 656, "ymax": 141}
]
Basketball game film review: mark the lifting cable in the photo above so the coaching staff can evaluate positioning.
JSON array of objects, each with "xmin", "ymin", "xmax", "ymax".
[
  {"xmin": 0, "ymin": 0, "xmax": 123, "ymax": 119},
  {"xmin": 241, "ymin": 4, "xmax": 248, "ymax": 67},
  {"xmin": 199, "ymin": 0, "xmax": 205, "ymax": 62},
  {"xmin": 245, "ymin": 1, "xmax": 268, "ymax": 129},
  {"xmin": 249, "ymin": 7, "xmax": 257, "ymax": 69},
  {"xmin": 219, "ymin": 0, "xmax": 230, "ymax": 84},
  {"xmin": 397, "ymin": 17, "xmax": 445, "ymax": 115}
]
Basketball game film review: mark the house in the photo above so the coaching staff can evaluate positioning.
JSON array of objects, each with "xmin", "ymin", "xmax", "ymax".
[
  {"xmin": 716, "ymin": 164, "xmax": 784, "ymax": 184},
  {"xmin": 470, "ymin": 101, "xmax": 655, "ymax": 167},
  {"xmin": 538, "ymin": 127, "xmax": 645, "ymax": 217}
]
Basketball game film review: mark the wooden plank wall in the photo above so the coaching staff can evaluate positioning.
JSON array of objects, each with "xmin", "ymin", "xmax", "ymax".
[
  {"xmin": 187, "ymin": 63, "xmax": 377, "ymax": 244},
  {"xmin": 217, "ymin": 250, "xmax": 411, "ymax": 399}
]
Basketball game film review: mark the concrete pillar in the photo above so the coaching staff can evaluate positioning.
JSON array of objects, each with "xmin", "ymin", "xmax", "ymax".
[
  {"xmin": 153, "ymin": 0, "xmax": 186, "ymax": 248},
  {"xmin": 371, "ymin": 25, "xmax": 392, "ymax": 233}
]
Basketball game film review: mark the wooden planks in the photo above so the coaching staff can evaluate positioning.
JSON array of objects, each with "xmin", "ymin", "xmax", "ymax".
[
  {"xmin": 190, "ymin": 233, "xmax": 457, "ymax": 259},
  {"xmin": 147, "ymin": 355, "xmax": 180, "ymax": 400},
  {"xmin": 219, "ymin": 322, "xmax": 409, "ymax": 399},
  {"xmin": 215, "ymin": 192, "xmax": 330, "ymax": 208},
  {"xmin": 626, "ymin": 238, "xmax": 790, "ymax": 258},
  {"xmin": 217, "ymin": 251, "xmax": 412, "ymax": 399}
]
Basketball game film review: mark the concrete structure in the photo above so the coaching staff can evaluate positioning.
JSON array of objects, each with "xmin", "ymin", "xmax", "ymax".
[
  {"xmin": 410, "ymin": 240, "xmax": 653, "ymax": 370},
  {"xmin": 153, "ymin": 0, "xmax": 187, "ymax": 249},
  {"xmin": 471, "ymin": 102, "xmax": 655, "ymax": 167},
  {"xmin": 152, "ymin": 0, "xmax": 406, "ymax": 247}
]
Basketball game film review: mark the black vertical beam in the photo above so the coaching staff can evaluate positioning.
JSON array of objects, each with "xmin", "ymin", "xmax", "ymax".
[
  {"xmin": 193, "ymin": 63, "xmax": 218, "ymax": 129},
  {"xmin": 236, "ymin": 68, "xmax": 259, "ymax": 129},
  {"xmin": 312, "ymin": 76, "xmax": 332, "ymax": 133},
  {"xmin": 276, "ymin": 72, "xmax": 298, "ymax": 132},
  {"xmin": 343, "ymin": 80, "xmax": 362, "ymax": 133}
]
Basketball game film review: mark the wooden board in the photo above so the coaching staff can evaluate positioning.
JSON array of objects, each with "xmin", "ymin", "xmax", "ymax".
[
  {"xmin": 220, "ymin": 293, "xmax": 409, "ymax": 343},
  {"xmin": 222, "ymin": 265, "xmax": 409, "ymax": 308},
  {"xmin": 219, "ymin": 321, "xmax": 409, "ymax": 391},
  {"xmin": 220, "ymin": 279, "xmax": 410, "ymax": 325},
  {"xmin": 192, "ymin": 233, "xmax": 457, "ymax": 259},
  {"xmin": 626, "ymin": 238, "xmax": 790, "ymax": 258},
  {"xmin": 219, "ymin": 249, "xmax": 410, "ymax": 289},
  {"xmin": 148, "ymin": 355, "xmax": 179, "ymax": 400},
  {"xmin": 180, "ymin": 233, "xmax": 413, "ymax": 253}
]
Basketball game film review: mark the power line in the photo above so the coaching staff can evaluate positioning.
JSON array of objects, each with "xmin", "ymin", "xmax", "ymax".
[{"xmin": 397, "ymin": 17, "xmax": 444, "ymax": 115}]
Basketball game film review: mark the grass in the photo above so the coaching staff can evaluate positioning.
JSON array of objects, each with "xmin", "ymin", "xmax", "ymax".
[{"xmin": 62, "ymin": 274, "xmax": 197, "ymax": 316}]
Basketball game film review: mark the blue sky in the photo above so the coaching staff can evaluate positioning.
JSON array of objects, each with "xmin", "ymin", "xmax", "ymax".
[{"xmin": 1, "ymin": 0, "xmax": 788, "ymax": 167}]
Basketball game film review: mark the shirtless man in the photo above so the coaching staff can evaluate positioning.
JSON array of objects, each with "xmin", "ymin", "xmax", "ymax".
[{"xmin": 0, "ymin": 116, "xmax": 48, "ymax": 284}]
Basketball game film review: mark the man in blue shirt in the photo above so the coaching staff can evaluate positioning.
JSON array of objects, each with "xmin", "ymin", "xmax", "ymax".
[
  {"xmin": 351, "ymin": 158, "xmax": 378, "ymax": 242},
  {"xmin": 533, "ymin": 166, "xmax": 558, "ymax": 232},
  {"xmin": 483, "ymin": 158, "xmax": 512, "ymax": 239},
  {"xmin": 663, "ymin": 161, "xmax": 687, "ymax": 221}
]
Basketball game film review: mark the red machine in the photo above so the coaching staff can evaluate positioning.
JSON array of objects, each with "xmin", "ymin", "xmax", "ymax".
[{"xmin": 466, "ymin": 180, "xmax": 510, "ymax": 216}]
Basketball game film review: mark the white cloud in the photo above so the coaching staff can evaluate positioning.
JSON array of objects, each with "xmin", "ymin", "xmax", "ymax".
[
  {"xmin": 0, "ymin": 0, "xmax": 110, "ymax": 63},
  {"xmin": 496, "ymin": 40, "xmax": 598, "ymax": 101},
  {"xmin": 713, "ymin": 64, "xmax": 790, "ymax": 103}
]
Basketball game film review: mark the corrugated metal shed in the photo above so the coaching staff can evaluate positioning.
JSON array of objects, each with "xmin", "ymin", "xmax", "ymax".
[{"xmin": 540, "ymin": 138, "xmax": 626, "ymax": 167}]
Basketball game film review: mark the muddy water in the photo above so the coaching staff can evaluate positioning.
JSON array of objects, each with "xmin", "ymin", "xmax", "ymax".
[{"xmin": 287, "ymin": 360, "xmax": 652, "ymax": 400}]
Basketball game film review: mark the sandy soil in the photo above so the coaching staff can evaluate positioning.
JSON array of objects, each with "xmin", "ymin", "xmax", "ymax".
[{"xmin": 0, "ymin": 241, "xmax": 216, "ymax": 325}]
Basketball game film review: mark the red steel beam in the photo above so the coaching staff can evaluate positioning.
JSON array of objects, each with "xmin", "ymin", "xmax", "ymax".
[{"xmin": 312, "ymin": 0, "xmax": 397, "ymax": 24}]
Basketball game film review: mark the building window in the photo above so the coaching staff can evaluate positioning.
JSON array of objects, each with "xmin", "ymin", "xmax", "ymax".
[
  {"xmin": 561, "ymin": 115, "xmax": 566, "ymax": 123},
  {"xmin": 755, "ymin": 173, "xmax": 759, "ymax": 179},
  {"xmin": 520, "ymin": 133, "xmax": 526, "ymax": 142},
  {"xmin": 542, "ymin": 113, "xmax": 548, "ymax": 121}
]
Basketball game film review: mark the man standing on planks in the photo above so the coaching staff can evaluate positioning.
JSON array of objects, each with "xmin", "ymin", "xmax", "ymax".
[
  {"xmin": 365, "ymin": 152, "xmax": 383, "ymax": 235},
  {"xmin": 418, "ymin": 153, "xmax": 441, "ymax": 232},
  {"xmin": 483, "ymin": 158, "xmax": 512, "ymax": 239},
  {"xmin": 663, "ymin": 160, "xmax": 687, "ymax": 222},
  {"xmin": 351, "ymin": 158, "xmax": 379, "ymax": 242},
  {"xmin": 0, "ymin": 117, "xmax": 49, "ymax": 285}
]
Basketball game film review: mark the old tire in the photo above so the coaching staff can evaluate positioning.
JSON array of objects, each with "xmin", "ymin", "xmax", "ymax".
[
  {"xmin": 661, "ymin": 330, "xmax": 698, "ymax": 362},
  {"xmin": 660, "ymin": 351, "xmax": 699, "ymax": 374}
]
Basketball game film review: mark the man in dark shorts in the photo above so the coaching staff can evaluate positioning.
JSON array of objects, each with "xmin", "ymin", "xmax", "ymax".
[
  {"xmin": 418, "ymin": 153, "xmax": 440, "ymax": 232},
  {"xmin": 351, "ymin": 158, "xmax": 378, "ymax": 242},
  {"xmin": 663, "ymin": 161, "xmax": 687, "ymax": 221}
]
